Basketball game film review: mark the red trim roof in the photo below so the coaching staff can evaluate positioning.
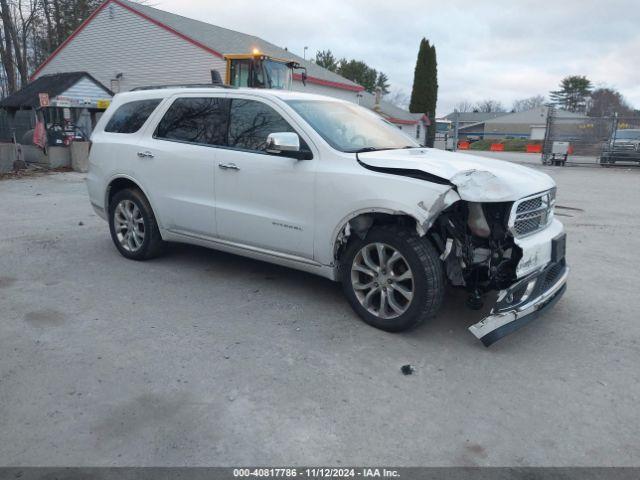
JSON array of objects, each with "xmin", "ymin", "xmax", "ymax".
[
  {"xmin": 30, "ymin": 1, "xmax": 110, "ymax": 79},
  {"xmin": 31, "ymin": 0, "xmax": 363, "ymax": 93},
  {"xmin": 387, "ymin": 117, "xmax": 419, "ymax": 125},
  {"xmin": 293, "ymin": 73, "xmax": 364, "ymax": 92}
]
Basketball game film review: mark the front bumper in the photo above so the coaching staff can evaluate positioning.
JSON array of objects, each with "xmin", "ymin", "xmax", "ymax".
[
  {"xmin": 469, "ymin": 259, "xmax": 569, "ymax": 347},
  {"xmin": 601, "ymin": 153, "xmax": 640, "ymax": 162}
]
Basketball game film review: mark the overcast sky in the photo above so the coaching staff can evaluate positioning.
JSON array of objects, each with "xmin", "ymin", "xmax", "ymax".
[{"xmin": 153, "ymin": 0, "xmax": 639, "ymax": 116}]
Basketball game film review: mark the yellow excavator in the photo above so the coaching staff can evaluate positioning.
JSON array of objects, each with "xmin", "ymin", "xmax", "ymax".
[{"xmin": 212, "ymin": 50, "xmax": 307, "ymax": 90}]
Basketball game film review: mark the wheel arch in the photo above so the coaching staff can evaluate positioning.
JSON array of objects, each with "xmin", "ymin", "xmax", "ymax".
[
  {"xmin": 105, "ymin": 175, "xmax": 154, "ymax": 215},
  {"xmin": 331, "ymin": 208, "xmax": 427, "ymax": 263}
]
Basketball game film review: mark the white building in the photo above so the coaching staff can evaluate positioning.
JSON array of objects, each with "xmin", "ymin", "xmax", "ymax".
[
  {"xmin": 32, "ymin": 0, "xmax": 365, "ymax": 102},
  {"xmin": 31, "ymin": 0, "xmax": 428, "ymax": 141},
  {"xmin": 357, "ymin": 90, "xmax": 428, "ymax": 144}
]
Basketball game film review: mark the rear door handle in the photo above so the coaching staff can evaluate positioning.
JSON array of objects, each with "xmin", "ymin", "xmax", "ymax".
[
  {"xmin": 218, "ymin": 162, "xmax": 240, "ymax": 171},
  {"xmin": 137, "ymin": 151, "xmax": 154, "ymax": 158}
]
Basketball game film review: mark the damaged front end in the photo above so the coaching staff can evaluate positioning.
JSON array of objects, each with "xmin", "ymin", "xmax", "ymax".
[
  {"xmin": 430, "ymin": 194, "xmax": 568, "ymax": 347},
  {"xmin": 356, "ymin": 150, "xmax": 568, "ymax": 345}
]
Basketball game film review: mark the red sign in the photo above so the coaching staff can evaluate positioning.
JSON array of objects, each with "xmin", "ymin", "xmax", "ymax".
[{"xmin": 38, "ymin": 93, "xmax": 50, "ymax": 107}]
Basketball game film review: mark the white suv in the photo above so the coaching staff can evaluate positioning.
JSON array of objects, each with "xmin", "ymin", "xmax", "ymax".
[{"xmin": 87, "ymin": 86, "xmax": 568, "ymax": 346}]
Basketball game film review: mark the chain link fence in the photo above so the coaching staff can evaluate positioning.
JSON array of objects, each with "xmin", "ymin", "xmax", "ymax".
[{"xmin": 542, "ymin": 108, "xmax": 640, "ymax": 166}]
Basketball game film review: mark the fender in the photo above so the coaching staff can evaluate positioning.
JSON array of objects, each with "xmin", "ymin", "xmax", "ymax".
[
  {"xmin": 328, "ymin": 198, "xmax": 459, "ymax": 264},
  {"xmin": 104, "ymin": 173, "xmax": 165, "ymax": 230}
]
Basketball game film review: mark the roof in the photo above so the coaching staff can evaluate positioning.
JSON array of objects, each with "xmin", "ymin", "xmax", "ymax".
[
  {"xmin": 456, "ymin": 107, "xmax": 589, "ymax": 132},
  {"xmin": 108, "ymin": 86, "xmax": 422, "ymax": 127},
  {"xmin": 358, "ymin": 91, "xmax": 422, "ymax": 124},
  {"xmin": 443, "ymin": 111, "xmax": 507, "ymax": 123},
  {"xmin": 458, "ymin": 121, "xmax": 488, "ymax": 132},
  {"xmin": 0, "ymin": 71, "xmax": 112, "ymax": 110},
  {"xmin": 112, "ymin": 86, "xmax": 346, "ymax": 103},
  {"xmin": 32, "ymin": 0, "xmax": 363, "ymax": 93},
  {"xmin": 485, "ymin": 107, "xmax": 587, "ymax": 125}
]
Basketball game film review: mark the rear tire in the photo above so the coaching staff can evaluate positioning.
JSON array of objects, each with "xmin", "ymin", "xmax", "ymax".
[
  {"xmin": 108, "ymin": 188, "xmax": 165, "ymax": 260},
  {"xmin": 340, "ymin": 225, "xmax": 445, "ymax": 332}
]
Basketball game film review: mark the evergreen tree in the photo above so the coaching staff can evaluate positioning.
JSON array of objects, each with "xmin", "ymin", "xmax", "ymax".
[
  {"xmin": 409, "ymin": 38, "xmax": 438, "ymax": 147},
  {"xmin": 375, "ymin": 72, "xmax": 390, "ymax": 95},
  {"xmin": 314, "ymin": 50, "xmax": 338, "ymax": 72},
  {"xmin": 313, "ymin": 50, "xmax": 392, "ymax": 95},
  {"xmin": 549, "ymin": 75, "xmax": 592, "ymax": 113},
  {"xmin": 337, "ymin": 59, "xmax": 378, "ymax": 93}
]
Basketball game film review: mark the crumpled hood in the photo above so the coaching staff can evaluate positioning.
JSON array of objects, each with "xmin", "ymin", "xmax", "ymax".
[{"xmin": 358, "ymin": 148, "xmax": 555, "ymax": 202}]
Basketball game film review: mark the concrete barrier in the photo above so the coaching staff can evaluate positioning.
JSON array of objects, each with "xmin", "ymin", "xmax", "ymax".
[
  {"xmin": 70, "ymin": 141, "xmax": 90, "ymax": 173},
  {"xmin": 23, "ymin": 145, "xmax": 71, "ymax": 168},
  {"xmin": 0, "ymin": 143, "xmax": 17, "ymax": 173}
]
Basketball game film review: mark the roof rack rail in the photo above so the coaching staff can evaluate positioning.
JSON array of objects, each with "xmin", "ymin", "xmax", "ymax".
[{"xmin": 131, "ymin": 84, "xmax": 236, "ymax": 91}]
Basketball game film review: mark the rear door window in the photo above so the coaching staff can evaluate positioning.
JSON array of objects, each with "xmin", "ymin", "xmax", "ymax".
[
  {"xmin": 105, "ymin": 99, "xmax": 161, "ymax": 134},
  {"xmin": 154, "ymin": 97, "xmax": 230, "ymax": 146}
]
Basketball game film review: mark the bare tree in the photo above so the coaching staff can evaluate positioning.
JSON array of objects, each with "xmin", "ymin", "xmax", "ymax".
[
  {"xmin": 587, "ymin": 88, "xmax": 634, "ymax": 117},
  {"xmin": 512, "ymin": 95, "xmax": 546, "ymax": 112},
  {"xmin": 387, "ymin": 88, "xmax": 410, "ymax": 110},
  {"xmin": 475, "ymin": 99, "xmax": 506, "ymax": 113},
  {"xmin": 454, "ymin": 100, "xmax": 474, "ymax": 113},
  {"xmin": 0, "ymin": 0, "xmax": 18, "ymax": 93},
  {"xmin": 0, "ymin": 0, "xmax": 104, "ymax": 95}
]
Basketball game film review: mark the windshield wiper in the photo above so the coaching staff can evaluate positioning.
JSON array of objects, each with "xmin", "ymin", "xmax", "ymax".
[
  {"xmin": 350, "ymin": 146, "xmax": 418, "ymax": 154},
  {"xmin": 350, "ymin": 147, "xmax": 384, "ymax": 153}
]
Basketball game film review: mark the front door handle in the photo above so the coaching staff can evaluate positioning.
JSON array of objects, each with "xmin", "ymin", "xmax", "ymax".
[
  {"xmin": 218, "ymin": 162, "xmax": 240, "ymax": 171},
  {"xmin": 137, "ymin": 151, "xmax": 154, "ymax": 159}
]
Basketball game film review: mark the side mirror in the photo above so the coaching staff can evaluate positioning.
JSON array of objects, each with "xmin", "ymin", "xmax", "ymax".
[
  {"xmin": 266, "ymin": 132, "xmax": 299, "ymax": 153},
  {"xmin": 265, "ymin": 132, "xmax": 312, "ymax": 160}
]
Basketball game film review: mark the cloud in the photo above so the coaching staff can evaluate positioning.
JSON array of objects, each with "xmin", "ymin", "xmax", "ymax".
[{"xmin": 154, "ymin": 0, "xmax": 640, "ymax": 115}]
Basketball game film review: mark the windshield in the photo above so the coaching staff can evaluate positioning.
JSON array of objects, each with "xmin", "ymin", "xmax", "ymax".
[
  {"xmin": 615, "ymin": 130, "xmax": 640, "ymax": 140},
  {"xmin": 264, "ymin": 60, "xmax": 292, "ymax": 89},
  {"xmin": 286, "ymin": 100, "xmax": 420, "ymax": 153}
]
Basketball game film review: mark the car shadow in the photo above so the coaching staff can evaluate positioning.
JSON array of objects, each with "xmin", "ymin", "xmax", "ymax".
[{"xmin": 152, "ymin": 242, "xmax": 498, "ymax": 348}]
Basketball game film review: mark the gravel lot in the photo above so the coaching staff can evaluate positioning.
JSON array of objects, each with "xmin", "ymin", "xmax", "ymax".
[{"xmin": 1, "ymin": 157, "xmax": 639, "ymax": 466}]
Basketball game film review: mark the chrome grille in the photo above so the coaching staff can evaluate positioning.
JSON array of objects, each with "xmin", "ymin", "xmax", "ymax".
[
  {"xmin": 511, "ymin": 189, "xmax": 555, "ymax": 237},
  {"xmin": 612, "ymin": 143, "xmax": 637, "ymax": 152}
]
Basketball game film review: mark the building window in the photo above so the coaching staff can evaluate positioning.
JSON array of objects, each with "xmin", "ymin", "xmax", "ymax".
[
  {"xmin": 105, "ymin": 99, "xmax": 161, "ymax": 134},
  {"xmin": 416, "ymin": 123, "xmax": 421, "ymax": 139}
]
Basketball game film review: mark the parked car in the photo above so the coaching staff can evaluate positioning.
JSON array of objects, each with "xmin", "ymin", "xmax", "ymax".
[
  {"xmin": 87, "ymin": 87, "xmax": 568, "ymax": 346},
  {"xmin": 600, "ymin": 129, "xmax": 640, "ymax": 165}
]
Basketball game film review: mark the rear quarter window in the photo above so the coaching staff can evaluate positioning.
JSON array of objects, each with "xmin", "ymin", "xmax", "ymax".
[{"xmin": 104, "ymin": 99, "xmax": 162, "ymax": 134}]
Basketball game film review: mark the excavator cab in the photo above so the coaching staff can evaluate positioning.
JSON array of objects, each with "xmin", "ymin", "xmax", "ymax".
[{"xmin": 224, "ymin": 52, "xmax": 307, "ymax": 89}]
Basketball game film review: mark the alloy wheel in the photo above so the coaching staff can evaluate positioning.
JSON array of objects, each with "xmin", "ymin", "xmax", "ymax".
[
  {"xmin": 350, "ymin": 242, "xmax": 414, "ymax": 319},
  {"xmin": 113, "ymin": 199, "xmax": 145, "ymax": 252}
]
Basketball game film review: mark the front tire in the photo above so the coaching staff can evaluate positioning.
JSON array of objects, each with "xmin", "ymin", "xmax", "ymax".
[
  {"xmin": 109, "ymin": 188, "xmax": 165, "ymax": 260},
  {"xmin": 340, "ymin": 225, "xmax": 445, "ymax": 332}
]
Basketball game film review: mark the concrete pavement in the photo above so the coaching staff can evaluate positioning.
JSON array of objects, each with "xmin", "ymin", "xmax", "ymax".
[{"xmin": 1, "ymin": 165, "xmax": 639, "ymax": 466}]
